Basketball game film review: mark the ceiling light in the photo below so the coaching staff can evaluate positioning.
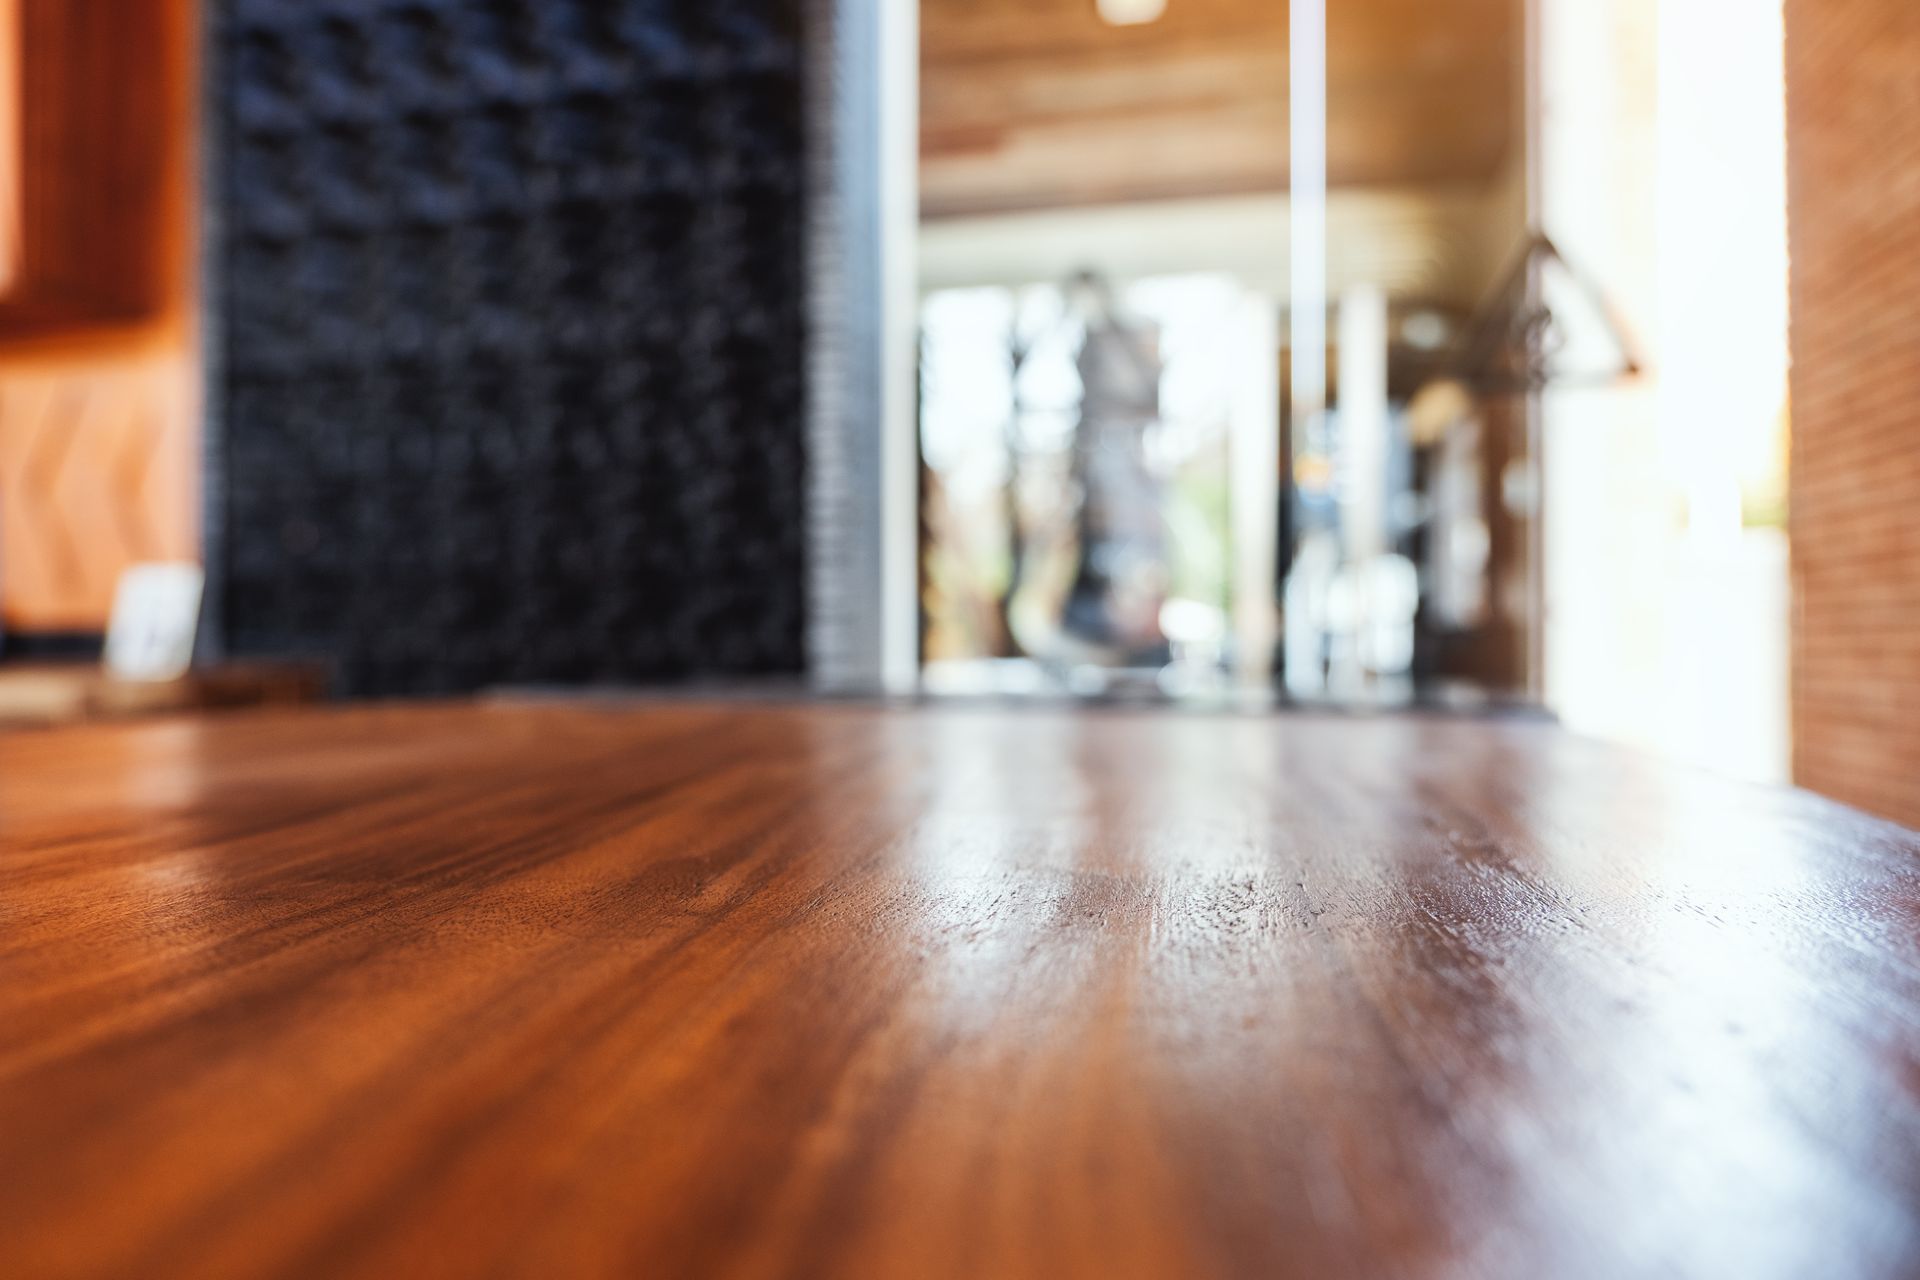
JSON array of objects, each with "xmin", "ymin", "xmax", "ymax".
[{"xmin": 1097, "ymin": 0, "xmax": 1167, "ymax": 26}]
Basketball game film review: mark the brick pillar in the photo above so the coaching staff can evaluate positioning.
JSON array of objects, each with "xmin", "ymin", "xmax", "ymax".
[{"xmin": 1786, "ymin": 0, "xmax": 1920, "ymax": 826}]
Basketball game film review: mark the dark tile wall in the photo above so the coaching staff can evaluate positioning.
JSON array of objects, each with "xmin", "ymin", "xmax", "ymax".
[{"xmin": 210, "ymin": 0, "xmax": 806, "ymax": 694}]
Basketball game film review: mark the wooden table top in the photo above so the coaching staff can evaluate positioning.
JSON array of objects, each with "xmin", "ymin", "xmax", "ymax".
[{"xmin": 3, "ymin": 699, "xmax": 1918, "ymax": 1279}]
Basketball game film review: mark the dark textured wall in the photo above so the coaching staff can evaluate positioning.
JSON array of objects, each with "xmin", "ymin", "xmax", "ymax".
[{"xmin": 211, "ymin": 0, "xmax": 806, "ymax": 695}]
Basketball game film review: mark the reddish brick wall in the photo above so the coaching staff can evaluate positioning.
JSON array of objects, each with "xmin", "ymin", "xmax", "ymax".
[{"xmin": 1785, "ymin": 0, "xmax": 1920, "ymax": 827}]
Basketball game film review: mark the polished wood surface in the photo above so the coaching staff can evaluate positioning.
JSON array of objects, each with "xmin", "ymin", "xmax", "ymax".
[{"xmin": 3, "ymin": 699, "xmax": 1918, "ymax": 1278}]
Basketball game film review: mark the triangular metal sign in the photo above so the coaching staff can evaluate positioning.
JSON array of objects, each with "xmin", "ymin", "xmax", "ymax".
[{"xmin": 1451, "ymin": 231, "xmax": 1643, "ymax": 394}]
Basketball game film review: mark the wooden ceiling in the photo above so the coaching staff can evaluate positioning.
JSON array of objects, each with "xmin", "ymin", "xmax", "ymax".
[{"xmin": 921, "ymin": 0, "xmax": 1519, "ymax": 219}]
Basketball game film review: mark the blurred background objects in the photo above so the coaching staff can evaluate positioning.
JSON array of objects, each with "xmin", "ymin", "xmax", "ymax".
[
  {"xmin": 914, "ymin": 0, "xmax": 1795, "ymax": 793},
  {"xmin": 0, "ymin": 0, "xmax": 1909, "ymax": 824}
]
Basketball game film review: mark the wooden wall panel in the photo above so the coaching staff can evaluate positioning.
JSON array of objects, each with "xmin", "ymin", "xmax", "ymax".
[
  {"xmin": 5, "ymin": 0, "xmax": 193, "ymax": 333},
  {"xmin": 0, "ymin": 352, "xmax": 196, "ymax": 630},
  {"xmin": 0, "ymin": 0, "xmax": 199, "ymax": 633}
]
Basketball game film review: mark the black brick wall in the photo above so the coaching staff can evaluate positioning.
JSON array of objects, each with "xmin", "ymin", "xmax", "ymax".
[{"xmin": 210, "ymin": 0, "xmax": 807, "ymax": 694}]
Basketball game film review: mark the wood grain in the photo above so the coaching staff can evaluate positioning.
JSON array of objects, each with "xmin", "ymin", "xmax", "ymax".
[
  {"xmin": 6, "ymin": 0, "xmax": 197, "ymax": 333},
  {"xmin": 1, "ymin": 699, "xmax": 1918, "ymax": 1278},
  {"xmin": 920, "ymin": 0, "xmax": 1517, "ymax": 218}
]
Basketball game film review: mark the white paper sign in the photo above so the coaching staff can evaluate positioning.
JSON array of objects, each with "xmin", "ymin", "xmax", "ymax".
[{"xmin": 105, "ymin": 562, "xmax": 205, "ymax": 682}]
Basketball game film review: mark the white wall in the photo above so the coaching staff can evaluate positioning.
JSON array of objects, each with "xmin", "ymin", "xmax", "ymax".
[{"xmin": 1539, "ymin": 0, "xmax": 1790, "ymax": 783}]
